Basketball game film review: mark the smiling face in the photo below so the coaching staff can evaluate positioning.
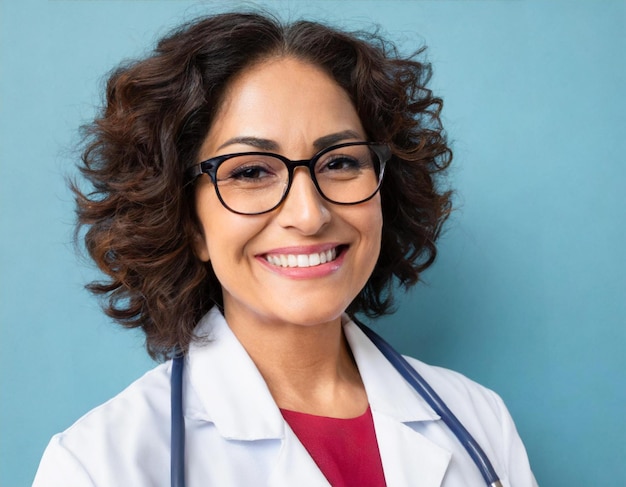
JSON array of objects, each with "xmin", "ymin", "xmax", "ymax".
[{"xmin": 193, "ymin": 56, "xmax": 383, "ymax": 331}]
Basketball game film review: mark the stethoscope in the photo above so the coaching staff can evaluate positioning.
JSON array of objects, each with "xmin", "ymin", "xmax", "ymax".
[{"xmin": 170, "ymin": 321, "xmax": 504, "ymax": 487}]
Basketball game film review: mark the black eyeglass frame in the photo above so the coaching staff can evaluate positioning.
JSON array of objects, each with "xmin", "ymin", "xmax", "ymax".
[{"xmin": 188, "ymin": 141, "xmax": 391, "ymax": 215}]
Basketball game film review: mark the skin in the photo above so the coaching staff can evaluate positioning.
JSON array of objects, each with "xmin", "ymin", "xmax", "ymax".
[{"xmin": 193, "ymin": 56, "xmax": 383, "ymax": 417}]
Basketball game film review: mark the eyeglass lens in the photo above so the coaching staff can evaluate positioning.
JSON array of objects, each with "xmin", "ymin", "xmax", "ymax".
[{"xmin": 214, "ymin": 144, "xmax": 382, "ymax": 214}]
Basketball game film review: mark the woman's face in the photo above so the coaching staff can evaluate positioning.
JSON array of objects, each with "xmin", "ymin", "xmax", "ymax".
[{"xmin": 194, "ymin": 56, "xmax": 383, "ymax": 329}]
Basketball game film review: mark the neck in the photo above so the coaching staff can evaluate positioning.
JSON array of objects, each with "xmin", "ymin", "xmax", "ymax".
[{"xmin": 224, "ymin": 308, "xmax": 368, "ymax": 418}]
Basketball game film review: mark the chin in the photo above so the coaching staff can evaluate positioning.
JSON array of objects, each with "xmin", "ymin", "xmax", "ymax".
[{"xmin": 270, "ymin": 302, "xmax": 347, "ymax": 328}]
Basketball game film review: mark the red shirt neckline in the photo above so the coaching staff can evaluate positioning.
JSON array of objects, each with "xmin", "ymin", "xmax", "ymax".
[{"xmin": 281, "ymin": 405, "xmax": 387, "ymax": 487}]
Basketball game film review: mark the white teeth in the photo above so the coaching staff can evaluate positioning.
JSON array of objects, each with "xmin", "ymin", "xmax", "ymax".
[
  {"xmin": 266, "ymin": 248, "xmax": 338, "ymax": 268},
  {"xmin": 309, "ymin": 253, "xmax": 320, "ymax": 266}
]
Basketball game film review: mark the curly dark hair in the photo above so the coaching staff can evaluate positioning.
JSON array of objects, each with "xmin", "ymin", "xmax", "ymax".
[{"xmin": 75, "ymin": 11, "xmax": 452, "ymax": 360}]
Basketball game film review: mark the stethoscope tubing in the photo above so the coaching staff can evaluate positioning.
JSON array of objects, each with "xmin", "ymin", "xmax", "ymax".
[
  {"xmin": 356, "ymin": 322, "xmax": 503, "ymax": 487},
  {"xmin": 171, "ymin": 354, "xmax": 185, "ymax": 487},
  {"xmin": 170, "ymin": 323, "xmax": 503, "ymax": 487}
]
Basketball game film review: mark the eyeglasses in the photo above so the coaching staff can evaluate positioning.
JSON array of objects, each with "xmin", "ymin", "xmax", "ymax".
[{"xmin": 188, "ymin": 141, "xmax": 391, "ymax": 215}]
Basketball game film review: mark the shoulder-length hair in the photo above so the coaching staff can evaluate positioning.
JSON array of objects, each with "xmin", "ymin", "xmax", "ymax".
[{"xmin": 76, "ymin": 11, "xmax": 452, "ymax": 360}]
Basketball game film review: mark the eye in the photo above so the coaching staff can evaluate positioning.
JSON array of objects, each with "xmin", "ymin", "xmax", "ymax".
[
  {"xmin": 228, "ymin": 164, "xmax": 273, "ymax": 180},
  {"xmin": 216, "ymin": 155, "xmax": 286, "ymax": 190},
  {"xmin": 319, "ymin": 155, "xmax": 364, "ymax": 173}
]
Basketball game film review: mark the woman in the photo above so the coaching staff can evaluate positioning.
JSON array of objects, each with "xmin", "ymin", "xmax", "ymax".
[{"xmin": 34, "ymin": 11, "xmax": 537, "ymax": 487}]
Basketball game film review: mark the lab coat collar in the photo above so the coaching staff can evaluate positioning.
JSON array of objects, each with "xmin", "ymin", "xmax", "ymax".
[
  {"xmin": 185, "ymin": 308, "xmax": 286, "ymax": 440},
  {"xmin": 342, "ymin": 315, "xmax": 441, "ymax": 423},
  {"xmin": 186, "ymin": 308, "xmax": 442, "ymax": 437},
  {"xmin": 343, "ymin": 316, "xmax": 451, "ymax": 487},
  {"xmin": 186, "ymin": 309, "xmax": 451, "ymax": 486}
]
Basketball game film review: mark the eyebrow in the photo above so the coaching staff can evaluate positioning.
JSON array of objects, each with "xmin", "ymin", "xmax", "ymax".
[
  {"xmin": 216, "ymin": 136, "xmax": 278, "ymax": 152},
  {"xmin": 215, "ymin": 130, "xmax": 364, "ymax": 153},
  {"xmin": 312, "ymin": 130, "xmax": 364, "ymax": 151}
]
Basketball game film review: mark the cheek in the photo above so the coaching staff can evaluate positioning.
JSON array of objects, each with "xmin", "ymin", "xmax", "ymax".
[
  {"xmin": 367, "ymin": 197, "xmax": 384, "ymax": 242},
  {"xmin": 354, "ymin": 199, "xmax": 384, "ymax": 263},
  {"xmin": 195, "ymin": 195, "xmax": 269, "ymax": 272},
  {"xmin": 193, "ymin": 181, "xmax": 224, "ymax": 262},
  {"xmin": 369, "ymin": 213, "xmax": 384, "ymax": 262}
]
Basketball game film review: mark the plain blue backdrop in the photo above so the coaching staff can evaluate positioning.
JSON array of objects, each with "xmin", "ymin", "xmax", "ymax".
[{"xmin": 1, "ymin": 1, "xmax": 624, "ymax": 486}]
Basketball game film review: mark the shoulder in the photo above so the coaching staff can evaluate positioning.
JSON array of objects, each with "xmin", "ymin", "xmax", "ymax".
[
  {"xmin": 63, "ymin": 361, "xmax": 171, "ymax": 441},
  {"xmin": 406, "ymin": 356, "xmax": 505, "ymax": 413},
  {"xmin": 403, "ymin": 355, "xmax": 510, "ymax": 434},
  {"xmin": 33, "ymin": 362, "xmax": 172, "ymax": 486},
  {"xmin": 402, "ymin": 356, "xmax": 538, "ymax": 487},
  {"xmin": 344, "ymin": 319, "xmax": 508, "ymax": 425}
]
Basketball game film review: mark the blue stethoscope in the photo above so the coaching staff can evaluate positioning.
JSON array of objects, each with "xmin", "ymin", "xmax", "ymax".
[{"xmin": 170, "ymin": 321, "xmax": 504, "ymax": 487}]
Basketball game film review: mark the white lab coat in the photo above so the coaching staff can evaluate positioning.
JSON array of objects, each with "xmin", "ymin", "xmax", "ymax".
[{"xmin": 33, "ymin": 308, "xmax": 537, "ymax": 487}]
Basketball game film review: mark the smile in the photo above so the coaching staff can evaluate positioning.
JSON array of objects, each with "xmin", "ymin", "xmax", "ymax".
[{"xmin": 265, "ymin": 247, "xmax": 340, "ymax": 268}]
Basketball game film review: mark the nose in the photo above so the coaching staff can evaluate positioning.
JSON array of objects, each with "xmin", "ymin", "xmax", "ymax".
[{"xmin": 275, "ymin": 167, "xmax": 331, "ymax": 234}]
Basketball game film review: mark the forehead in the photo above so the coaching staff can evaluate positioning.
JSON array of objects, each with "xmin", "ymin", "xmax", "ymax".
[{"xmin": 200, "ymin": 56, "xmax": 365, "ymax": 157}]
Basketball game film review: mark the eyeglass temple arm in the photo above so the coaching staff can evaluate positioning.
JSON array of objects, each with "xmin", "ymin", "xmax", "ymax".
[
  {"xmin": 187, "ymin": 165, "xmax": 202, "ymax": 179},
  {"xmin": 187, "ymin": 160, "xmax": 218, "ymax": 181}
]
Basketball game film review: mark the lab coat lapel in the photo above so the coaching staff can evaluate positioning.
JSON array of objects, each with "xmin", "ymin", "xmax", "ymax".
[
  {"xmin": 187, "ymin": 308, "xmax": 285, "ymax": 440},
  {"xmin": 373, "ymin": 412, "xmax": 450, "ymax": 487},
  {"xmin": 189, "ymin": 310, "xmax": 451, "ymax": 486},
  {"xmin": 267, "ymin": 417, "xmax": 450, "ymax": 487},
  {"xmin": 188, "ymin": 309, "xmax": 331, "ymax": 485},
  {"xmin": 268, "ymin": 426, "xmax": 331, "ymax": 487},
  {"xmin": 344, "ymin": 318, "xmax": 451, "ymax": 487}
]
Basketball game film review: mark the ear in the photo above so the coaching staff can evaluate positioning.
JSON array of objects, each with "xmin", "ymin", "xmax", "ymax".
[{"xmin": 192, "ymin": 230, "xmax": 210, "ymax": 262}]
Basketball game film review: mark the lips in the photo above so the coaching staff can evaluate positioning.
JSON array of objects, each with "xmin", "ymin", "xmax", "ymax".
[{"xmin": 264, "ymin": 246, "xmax": 341, "ymax": 268}]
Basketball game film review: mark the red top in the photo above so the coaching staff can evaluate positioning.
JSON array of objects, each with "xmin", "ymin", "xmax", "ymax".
[{"xmin": 281, "ymin": 406, "xmax": 387, "ymax": 487}]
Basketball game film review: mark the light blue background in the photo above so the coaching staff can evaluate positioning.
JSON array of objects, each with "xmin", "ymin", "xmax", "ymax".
[{"xmin": 1, "ymin": 1, "xmax": 624, "ymax": 486}]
